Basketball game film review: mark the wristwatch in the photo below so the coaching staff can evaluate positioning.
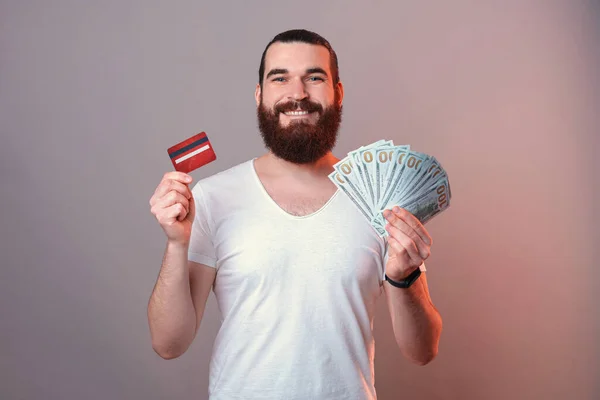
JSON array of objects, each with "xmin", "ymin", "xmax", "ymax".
[{"xmin": 385, "ymin": 267, "xmax": 422, "ymax": 288}]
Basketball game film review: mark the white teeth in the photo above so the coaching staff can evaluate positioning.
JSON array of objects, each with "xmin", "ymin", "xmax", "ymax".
[{"xmin": 284, "ymin": 110, "xmax": 309, "ymax": 116}]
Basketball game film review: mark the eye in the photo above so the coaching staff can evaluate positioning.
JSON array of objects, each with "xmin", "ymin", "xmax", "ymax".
[
  {"xmin": 308, "ymin": 76, "xmax": 325, "ymax": 82},
  {"xmin": 271, "ymin": 77, "xmax": 286, "ymax": 82}
]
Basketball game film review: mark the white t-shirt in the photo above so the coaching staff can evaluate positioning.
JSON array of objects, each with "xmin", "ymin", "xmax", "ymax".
[{"xmin": 188, "ymin": 159, "xmax": 392, "ymax": 400}]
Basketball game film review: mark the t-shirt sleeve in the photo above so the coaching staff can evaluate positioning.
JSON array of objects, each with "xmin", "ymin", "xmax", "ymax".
[{"xmin": 187, "ymin": 183, "xmax": 217, "ymax": 268}]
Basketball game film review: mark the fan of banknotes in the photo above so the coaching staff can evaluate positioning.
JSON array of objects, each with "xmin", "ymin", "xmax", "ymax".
[{"xmin": 329, "ymin": 140, "xmax": 452, "ymax": 237}]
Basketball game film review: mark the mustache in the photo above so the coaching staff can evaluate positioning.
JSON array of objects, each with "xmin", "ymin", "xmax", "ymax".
[{"xmin": 274, "ymin": 99, "xmax": 323, "ymax": 114}]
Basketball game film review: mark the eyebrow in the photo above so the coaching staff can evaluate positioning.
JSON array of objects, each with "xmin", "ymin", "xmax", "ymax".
[
  {"xmin": 265, "ymin": 67, "xmax": 329, "ymax": 80},
  {"xmin": 306, "ymin": 67, "xmax": 328, "ymax": 77},
  {"xmin": 266, "ymin": 68, "xmax": 288, "ymax": 79}
]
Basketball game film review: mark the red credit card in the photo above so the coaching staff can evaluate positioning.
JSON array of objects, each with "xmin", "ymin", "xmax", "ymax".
[{"xmin": 167, "ymin": 132, "xmax": 216, "ymax": 173}]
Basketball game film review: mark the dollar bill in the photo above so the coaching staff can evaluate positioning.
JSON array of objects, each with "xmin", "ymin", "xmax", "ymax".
[
  {"xmin": 333, "ymin": 157, "xmax": 372, "ymax": 213},
  {"xmin": 329, "ymin": 140, "xmax": 451, "ymax": 237},
  {"xmin": 400, "ymin": 176, "xmax": 451, "ymax": 224},
  {"xmin": 329, "ymin": 170, "xmax": 387, "ymax": 236},
  {"xmin": 349, "ymin": 140, "xmax": 391, "ymax": 209}
]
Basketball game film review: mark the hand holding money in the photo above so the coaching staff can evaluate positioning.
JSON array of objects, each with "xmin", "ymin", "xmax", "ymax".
[
  {"xmin": 383, "ymin": 206, "xmax": 432, "ymax": 280},
  {"xmin": 328, "ymin": 140, "xmax": 451, "ymax": 237}
]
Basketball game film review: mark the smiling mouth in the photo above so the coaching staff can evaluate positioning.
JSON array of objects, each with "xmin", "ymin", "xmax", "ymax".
[{"xmin": 283, "ymin": 110, "xmax": 312, "ymax": 116}]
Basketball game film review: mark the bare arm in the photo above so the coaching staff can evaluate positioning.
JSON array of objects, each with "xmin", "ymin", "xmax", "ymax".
[
  {"xmin": 147, "ymin": 242, "xmax": 216, "ymax": 359},
  {"xmin": 382, "ymin": 207, "xmax": 443, "ymax": 365},
  {"xmin": 147, "ymin": 171, "xmax": 217, "ymax": 359},
  {"xmin": 384, "ymin": 272, "xmax": 442, "ymax": 365}
]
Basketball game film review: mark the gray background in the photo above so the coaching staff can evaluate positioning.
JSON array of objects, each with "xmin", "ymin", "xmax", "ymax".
[{"xmin": 1, "ymin": 1, "xmax": 599, "ymax": 399}]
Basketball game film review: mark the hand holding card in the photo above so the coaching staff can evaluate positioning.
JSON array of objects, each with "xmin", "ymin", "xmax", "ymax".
[{"xmin": 167, "ymin": 132, "xmax": 216, "ymax": 173}]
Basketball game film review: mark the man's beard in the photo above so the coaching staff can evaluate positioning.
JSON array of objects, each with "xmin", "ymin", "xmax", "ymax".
[{"xmin": 257, "ymin": 96, "xmax": 342, "ymax": 164}]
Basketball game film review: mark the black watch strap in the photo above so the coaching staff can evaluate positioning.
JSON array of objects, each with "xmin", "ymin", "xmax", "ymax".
[{"xmin": 385, "ymin": 267, "xmax": 422, "ymax": 288}]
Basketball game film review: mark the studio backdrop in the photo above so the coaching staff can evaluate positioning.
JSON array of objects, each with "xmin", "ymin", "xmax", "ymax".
[{"xmin": 1, "ymin": 1, "xmax": 598, "ymax": 399}]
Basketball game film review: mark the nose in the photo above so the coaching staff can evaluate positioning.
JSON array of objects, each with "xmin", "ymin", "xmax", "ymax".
[{"xmin": 287, "ymin": 77, "xmax": 308, "ymax": 101}]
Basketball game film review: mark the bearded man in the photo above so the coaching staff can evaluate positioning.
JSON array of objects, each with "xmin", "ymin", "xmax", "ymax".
[{"xmin": 148, "ymin": 29, "xmax": 442, "ymax": 400}]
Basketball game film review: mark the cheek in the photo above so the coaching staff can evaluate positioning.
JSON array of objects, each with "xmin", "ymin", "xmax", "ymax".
[
  {"xmin": 260, "ymin": 87, "xmax": 284, "ymax": 106},
  {"xmin": 261, "ymin": 96, "xmax": 281, "ymax": 112},
  {"xmin": 309, "ymin": 87, "xmax": 335, "ymax": 105}
]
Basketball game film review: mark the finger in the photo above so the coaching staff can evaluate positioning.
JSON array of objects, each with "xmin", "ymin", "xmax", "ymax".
[
  {"xmin": 155, "ymin": 179, "xmax": 192, "ymax": 201},
  {"xmin": 162, "ymin": 171, "xmax": 193, "ymax": 185},
  {"xmin": 154, "ymin": 191, "xmax": 190, "ymax": 216},
  {"xmin": 392, "ymin": 206, "xmax": 433, "ymax": 246},
  {"xmin": 385, "ymin": 209, "xmax": 429, "ymax": 255},
  {"xmin": 384, "ymin": 209, "xmax": 430, "ymax": 259},
  {"xmin": 385, "ymin": 223, "xmax": 423, "ymax": 265},
  {"xmin": 387, "ymin": 236, "xmax": 419, "ymax": 268},
  {"xmin": 157, "ymin": 203, "xmax": 187, "ymax": 225},
  {"xmin": 150, "ymin": 175, "xmax": 192, "ymax": 207}
]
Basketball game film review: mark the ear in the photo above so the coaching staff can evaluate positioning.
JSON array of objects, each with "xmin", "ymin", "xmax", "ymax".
[
  {"xmin": 335, "ymin": 81, "xmax": 344, "ymax": 106},
  {"xmin": 255, "ymin": 83, "xmax": 261, "ymax": 107}
]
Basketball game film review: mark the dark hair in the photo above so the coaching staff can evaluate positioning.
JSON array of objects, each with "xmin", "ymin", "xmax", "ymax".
[{"xmin": 258, "ymin": 29, "xmax": 340, "ymax": 88}]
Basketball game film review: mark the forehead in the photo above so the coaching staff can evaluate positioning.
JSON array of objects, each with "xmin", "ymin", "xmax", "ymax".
[{"xmin": 264, "ymin": 42, "xmax": 331, "ymax": 75}]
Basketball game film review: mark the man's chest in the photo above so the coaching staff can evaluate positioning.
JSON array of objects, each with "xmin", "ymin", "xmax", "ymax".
[
  {"xmin": 261, "ymin": 180, "xmax": 337, "ymax": 217},
  {"xmin": 211, "ymin": 197, "xmax": 385, "ymax": 292}
]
